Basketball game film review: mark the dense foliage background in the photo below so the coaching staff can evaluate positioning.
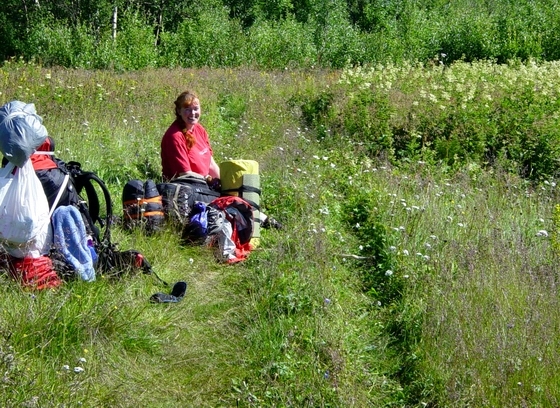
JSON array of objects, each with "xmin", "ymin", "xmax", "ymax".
[{"xmin": 3, "ymin": 0, "xmax": 560, "ymax": 69}]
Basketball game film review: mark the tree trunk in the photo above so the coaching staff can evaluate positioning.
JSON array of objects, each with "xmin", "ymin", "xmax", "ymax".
[
  {"xmin": 155, "ymin": 8, "xmax": 163, "ymax": 46},
  {"xmin": 112, "ymin": 5, "xmax": 118, "ymax": 40}
]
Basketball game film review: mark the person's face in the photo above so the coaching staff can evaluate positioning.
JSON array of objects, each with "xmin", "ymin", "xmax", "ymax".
[{"xmin": 180, "ymin": 98, "xmax": 201, "ymax": 128}]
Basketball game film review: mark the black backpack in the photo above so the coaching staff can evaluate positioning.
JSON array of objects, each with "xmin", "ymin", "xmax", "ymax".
[
  {"xmin": 122, "ymin": 179, "xmax": 165, "ymax": 235},
  {"xmin": 35, "ymin": 159, "xmax": 112, "ymax": 245},
  {"xmin": 157, "ymin": 175, "xmax": 220, "ymax": 225},
  {"xmin": 34, "ymin": 152, "xmax": 167, "ymax": 285}
]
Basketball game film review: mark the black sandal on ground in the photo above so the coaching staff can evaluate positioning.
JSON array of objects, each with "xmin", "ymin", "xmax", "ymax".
[{"xmin": 150, "ymin": 281, "xmax": 187, "ymax": 303}]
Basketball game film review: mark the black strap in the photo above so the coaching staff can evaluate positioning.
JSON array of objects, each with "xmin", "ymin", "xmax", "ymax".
[
  {"xmin": 242, "ymin": 198, "xmax": 260, "ymax": 211},
  {"xmin": 222, "ymin": 186, "xmax": 261, "ymax": 211},
  {"xmin": 66, "ymin": 161, "xmax": 113, "ymax": 243},
  {"xmin": 171, "ymin": 175, "xmax": 207, "ymax": 186},
  {"xmin": 138, "ymin": 253, "xmax": 169, "ymax": 286},
  {"xmin": 221, "ymin": 185, "xmax": 262, "ymax": 195}
]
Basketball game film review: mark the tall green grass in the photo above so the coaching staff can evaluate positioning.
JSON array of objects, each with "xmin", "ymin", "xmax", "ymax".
[{"xmin": 1, "ymin": 60, "xmax": 560, "ymax": 406}]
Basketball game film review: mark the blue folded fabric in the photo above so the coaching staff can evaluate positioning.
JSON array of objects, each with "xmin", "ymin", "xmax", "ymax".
[{"xmin": 52, "ymin": 205, "xmax": 95, "ymax": 281}]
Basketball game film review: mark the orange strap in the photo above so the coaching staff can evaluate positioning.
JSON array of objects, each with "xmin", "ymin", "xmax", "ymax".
[
  {"xmin": 123, "ymin": 196, "xmax": 162, "ymax": 207},
  {"xmin": 144, "ymin": 210, "xmax": 165, "ymax": 217}
]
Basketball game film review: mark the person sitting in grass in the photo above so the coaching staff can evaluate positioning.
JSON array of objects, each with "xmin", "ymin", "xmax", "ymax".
[
  {"xmin": 161, "ymin": 90, "xmax": 220, "ymax": 183},
  {"xmin": 160, "ymin": 90, "xmax": 282, "ymax": 229}
]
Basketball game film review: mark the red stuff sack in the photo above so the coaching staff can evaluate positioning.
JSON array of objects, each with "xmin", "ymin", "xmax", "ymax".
[
  {"xmin": 208, "ymin": 196, "xmax": 254, "ymax": 263},
  {"xmin": 10, "ymin": 256, "xmax": 62, "ymax": 290}
]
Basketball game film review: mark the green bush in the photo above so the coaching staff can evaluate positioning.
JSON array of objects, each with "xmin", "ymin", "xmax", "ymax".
[
  {"xmin": 308, "ymin": 0, "xmax": 364, "ymax": 68},
  {"xmin": 112, "ymin": 11, "xmax": 159, "ymax": 70},
  {"xmin": 340, "ymin": 89, "xmax": 395, "ymax": 159},
  {"xmin": 25, "ymin": 17, "xmax": 95, "ymax": 67},
  {"xmin": 166, "ymin": 6, "xmax": 245, "ymax": 67},
  {"xmin": 246, "ymin": 18, "xmax": 316, "ymax": 68},
  {"xmin": 438, "ymin": 14, "xmax": 498, "ymax": 62}
]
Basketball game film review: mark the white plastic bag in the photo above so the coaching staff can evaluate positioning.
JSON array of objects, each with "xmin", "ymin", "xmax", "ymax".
[
  {"xmin": 0, "ymin": 160, "xmax": 51, "ymax": 258},
  {"xmin": 0, "ymin": 101, "xmax": 48, "ymax": 166}
]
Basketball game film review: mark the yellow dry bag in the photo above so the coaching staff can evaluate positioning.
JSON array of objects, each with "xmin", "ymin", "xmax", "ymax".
[{"xmin": 219, "ymin": 160, "xmax": 261, "ymax": 240}]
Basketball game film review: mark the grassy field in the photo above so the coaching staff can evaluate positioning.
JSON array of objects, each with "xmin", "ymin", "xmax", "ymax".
[{"xmin": 0, "ymin": 60, "xmax": 560, "ymax": 407}]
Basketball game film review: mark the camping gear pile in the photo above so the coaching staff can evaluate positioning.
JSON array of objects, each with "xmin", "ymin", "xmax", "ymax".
[
  {"xmin": 0, "ymin": 100, "xmax": 162, "ymax": 290},
  {"xmin": 0, "ymin": 99, "xmax": 275, "ymax": 289},
  {"xmin": 124, "ymin": 160, "xmax": 262, "ymax": 264},
  {"xmin": 0, "ymin": 101, "xmax": 59, "ymax": 288}
]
